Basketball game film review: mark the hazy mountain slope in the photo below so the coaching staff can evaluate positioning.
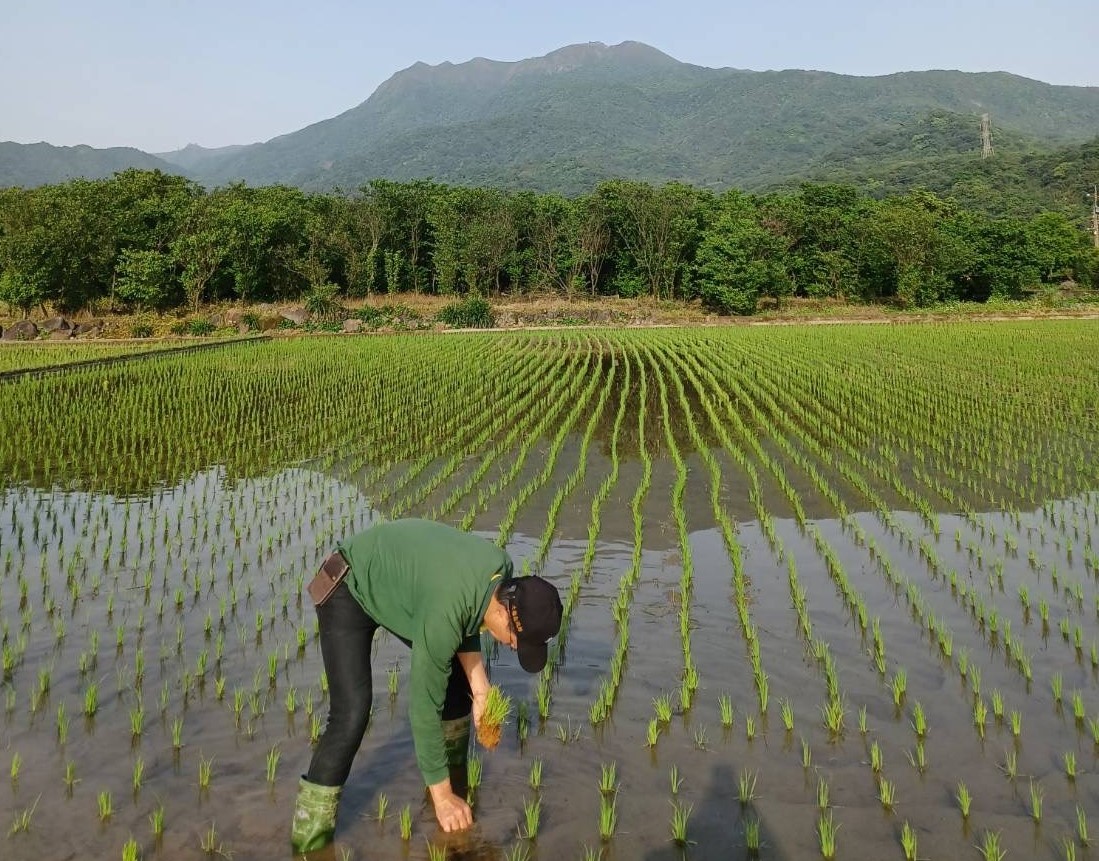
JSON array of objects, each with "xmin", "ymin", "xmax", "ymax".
[
  {"xmin": 154, "ymin": 142, "xmax": 256, "ymax": 172},
  {"xmin": 0, "ymin": 142, "xmax": 186, "ymax": 187}
]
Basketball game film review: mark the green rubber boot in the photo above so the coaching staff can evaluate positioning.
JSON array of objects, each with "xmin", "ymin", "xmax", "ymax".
[
  {"xmin": 442, "ymin": 715, "xmax": 471, "ymax": 799},
  {"xmin": 290, "ymin": 777, "xmax": 341, "ymax": 854}
]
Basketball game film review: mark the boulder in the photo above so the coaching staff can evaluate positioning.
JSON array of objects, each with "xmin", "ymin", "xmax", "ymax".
[
  {"xmin": 279, "ymin": 307, "xmax": 310, "ymax": 326},
  {"xmin": 40, "ymin": 316, "xmax": 71, "ymax": 332},
  {"xmin": 49, "ymin": 329, "xmax": 72, "ymax": 340},
  {"xmin": 2, "ymin": 320, "xmax": 38, "ymax": 341},
  {"xmin": 72, "ymin": 320, "xmax": 103, "ymax": 338},
  {"xmin": 258, "ymin": 314, "xmax": 283, "ymax": 332},
  {"xmin": 223, "ymin": 307, "xmax": 247, "ymax": 326},
  {"xmin": 342, "ymin": 318, "xmax": 364, "ymax": 333}
]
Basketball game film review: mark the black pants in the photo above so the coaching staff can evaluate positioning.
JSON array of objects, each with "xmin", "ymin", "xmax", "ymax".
[{"xmin": 305, "ymin": 582, "xmax": 472, "ymax": 787}]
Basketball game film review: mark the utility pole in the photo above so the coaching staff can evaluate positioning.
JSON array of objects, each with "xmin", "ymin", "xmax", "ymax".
[{"xmin": 980, "ymin": 113, "xmax": 994, "ymax": 159}]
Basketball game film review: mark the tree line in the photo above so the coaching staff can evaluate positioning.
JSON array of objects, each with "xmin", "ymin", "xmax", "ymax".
[{"xmin": 0, "ymin": 169, "xmax": 1095, "ymax": 317}]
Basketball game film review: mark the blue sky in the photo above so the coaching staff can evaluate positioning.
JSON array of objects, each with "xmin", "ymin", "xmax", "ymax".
[{"xmin": 3, "ymin": 0, "xmax": 1096, "ymax": 152}]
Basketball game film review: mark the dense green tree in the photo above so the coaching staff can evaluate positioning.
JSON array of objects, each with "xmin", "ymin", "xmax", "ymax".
[{"xmin": 693, "ymin": 191, "xmax": 790, "ymax": 315}]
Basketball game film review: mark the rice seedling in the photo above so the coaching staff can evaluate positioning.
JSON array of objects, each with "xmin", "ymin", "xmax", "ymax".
[
  {"xmin": 10, "ymin": 751, "xmax": 22, "ymax": 784},
  {"xmin": 816, "ymin": 777, "xmax": 829, "ymax": 811},
  {"xmin": 1071, "ymin": 691, "xmax": 1085, "ymax": 721},
  {"xmin": 1064, "ymin": 750, "xmax": 1077, "ymax": 780},
  {"xmin": 858, "ymin": 705, "xmax": 868, "ymax": 735},
  {"xmin": 1077, "ymin": 805, "xmax": 1089, "ymax": 846},
  {"xmin": 645, "ymin": 718, "xmax": 660, "ymax": 747},
  {"xmin": 149, "ymin": 803, "xmax": 164, "ymax": 839},
  {"xmin": 598, "ymin": 791, "xmax": 617, "ymax": 841},
  {"xmin": 901, "ymin": 821, "xmax": 918, "ymax": 861},
  {"xmin": 869, "ymin": 740, "xmax": 883, "ymax": 773},
  {"xmin": 63, "ymin": 759, "xmax": 78, "ymax": 793},
  {"xmin": 8, "ymin": 797, "xmax": 39, "ymax": 836},
  {"xmin": 817, "ymin": 810, "xmax": 839, "ymax": 860},
  {"xmin": 132, "ymin": 756, "xmax": 145, "ymax": 794},
  {"xmin": 910, "ymin": 701, "xmax": 927, "ymax": 738},
  {"xmin": 1052, "ymin": 673, "xmax": 1063, "ymax": 704},
  {"xmin": 528, "ymin": 758, "xmax": 542, "ymax": 791},
  {"xmin": 399, "ymin": 803, "xmax": 412, "ymax": 840},
  {"xmin": 693, "ymin": 725, "xmax": 708, "ymax": 750},
  {"xmin": 1029, "ymin": 779, "xmax": 1044, "ymax": 822},
  {"xmin": 200, "ymin": 821, "xmax": 222, "ymax": 856},
  {"xmin": 653, "ymin": 693, "xmax": 673, "ymax": 723},
  {"xmin": 738, "ymin": 769, "xmax": 758, "ymax": 805},
  {"xmin": 906, "ymin": 741, "xmax": 928, "ymax": 775},
  {"xmin": 878, "ymin": 777, "xmax": 896, "ymax": 811},
  {"xmin": 599, "ymin": 762, "xmax": 617, "ymax": 795},
  {"xmin": 198, "ymin": 754, "xmax": 214, "ymax": 791},
  {"xmin": 956, "ymin": 782, "xmax": 972, "ymax": 818},
  {"xmin": 821, "ymin": 698, "xmax": 845, "ymax": 737},
  {"xmin": 98, "ymin": 789, "xmax": 113, "ymax": 822},
  {"xmin": 978, "ymin": 830, "xmax": 1006, "ymax": 861},
  {"xmin": 1001, "ymin": 748, "xmax": 1017, "ymax": 780},
  {"xmin": 974, "ymin": 698, "xmax": 988, "ymax": 739},
  {"xmin": 744, "ymin": 815, "xmax": 761, "ymax": 853},
  {"xmin": 802, "ymin": 737, "xmax": 813, "ymax": 769},
  {"xmin": 669, "ymin": 764, "xmax": 683, "ymax": 794},
  {"xmin": 745, "ymin": 715, "xmax": 756, "ymax": 740},
  {"xmin": 669, "ymin": 800, "xmax": 693, "ymax": 846},
  {"xmin": 467, "ymin": 754, "xmax": 482, "ymax": 794},
  {"xmin": 781, "ymin": 698, "xmax": 794, "ymax": 731},
  {"xmin": 711, "ymin": 694, "xmax": 731, "ymax": 731},
  {"xmin": 891, "ymin": 669, "xmax": 907, "ymax": 706}
]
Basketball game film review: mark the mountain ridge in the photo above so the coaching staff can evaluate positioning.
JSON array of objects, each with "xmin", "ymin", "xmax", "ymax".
[{"xmin": 3, "ymin": 41, "xmax": 1099, "ymax": 194}]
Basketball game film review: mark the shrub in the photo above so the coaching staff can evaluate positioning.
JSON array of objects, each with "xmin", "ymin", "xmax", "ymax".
[
  {"xmin": 240, "ymin": 312, "xmax": 262, "ymax": 331},
  {"xmin": 304, "ymin": 284, "xmax": 345, "ymax": 322},
  {"xmin": 130, "ymin": 321, "xmax": 154, "ymax": 339},
  {"xmin": 186, "ymin": 317, "xmax": 215, "ymax": 336},
  {"xmin": 355, "ymin": 306, "xmax": 387, "ymax": 329},
  {"xmin": 437, "ymin": 296, "xmax": 494, "ymax": 329}
]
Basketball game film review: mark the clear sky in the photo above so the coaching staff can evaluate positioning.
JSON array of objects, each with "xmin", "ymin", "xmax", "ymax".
[{"xmin": 3, "ymin": 0, "xmax": 1096, "ymax": 153}]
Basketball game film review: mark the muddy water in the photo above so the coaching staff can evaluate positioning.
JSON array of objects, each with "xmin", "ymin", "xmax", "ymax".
[{"xmin": 1, "ymin": 453, "xmax": 1097, "ymax": 861}]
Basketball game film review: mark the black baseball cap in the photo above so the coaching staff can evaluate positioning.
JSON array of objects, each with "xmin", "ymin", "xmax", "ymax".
[{"xmin": 498, "ymin": 576, "xmax": 563, "ymax": 673}]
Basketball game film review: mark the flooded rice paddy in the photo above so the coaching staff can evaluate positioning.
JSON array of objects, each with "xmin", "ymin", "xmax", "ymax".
[{"xmin": 0, "ymin": 323, "xmax": 1097, "ymax": 861}]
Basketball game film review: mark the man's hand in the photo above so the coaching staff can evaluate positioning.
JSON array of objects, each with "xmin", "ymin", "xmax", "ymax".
[{"xmin": 428, "ymin": 780, "xmax": 473, "ymax": 832}]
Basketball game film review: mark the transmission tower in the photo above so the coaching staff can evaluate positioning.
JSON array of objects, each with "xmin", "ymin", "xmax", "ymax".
[
  {"xmin": 980, "ymin": 113, "xmax": 994, "ymax": 159},
  {"xmin": 1091, "ymin": 184, "xmax": 1099, "ymax": 249}
]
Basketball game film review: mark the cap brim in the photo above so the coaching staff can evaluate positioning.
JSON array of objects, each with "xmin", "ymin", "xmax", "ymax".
[{"xmin": 517, "ymin": 641, "xmax": 548, "ymax": 673}]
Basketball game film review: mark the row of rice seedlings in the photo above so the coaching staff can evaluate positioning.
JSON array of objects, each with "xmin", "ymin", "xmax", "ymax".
[
  {"xmin": 649, "ymin": 342, "xmax": 700, "ymax": 714},
  {"xmin": 531, "ymin": 340, "xmax": 617, "ymax": 565},
  {"xmin": 534, "ymin": 345, "xmax": 629, "ymax": 719},
  {"xmin": 591, "ymin": 342, "xmax": 651, "ymax": 727}
]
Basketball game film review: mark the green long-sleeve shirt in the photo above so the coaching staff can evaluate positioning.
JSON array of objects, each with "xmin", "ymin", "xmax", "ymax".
[{"xmin": 338, "ymin": 519, "xmax": 513, "ymax": 785}]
